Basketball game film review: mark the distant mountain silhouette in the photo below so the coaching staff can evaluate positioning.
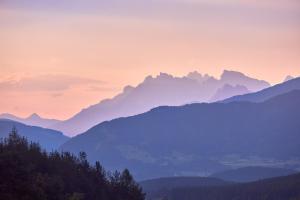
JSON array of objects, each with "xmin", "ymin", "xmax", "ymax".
[
  {"xmin": 0, "ymin": 113, "xmax": 61, "ymax": 129},
  {"xmin": 0, "ymin": 119, "xmax": 69, "ymax": 151},
  {"xmin": 284, "ymin": 75, "xmax": 295, "ymax": 82},
  {"xmin": 223, "ymin": 77, "xmax": 300, "ymax": 103},
  {"xmin": 219, "ymin": 70, "xmax": 269, "ymax": 91},
  {"xmin": 60, "ymin": 90, "xmax": 300, "ymax": 180},
  {"xmin": 210, "ymin": 166, "xmax": 297, "ymax": 182},
  {"xmin": 52, "ymin": 70, "xmax": 269, "ymax": 136}
]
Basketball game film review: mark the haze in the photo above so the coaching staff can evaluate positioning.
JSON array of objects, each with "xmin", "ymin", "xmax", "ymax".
[{"xmin": 0, "ymin": 0, "xmax": 299, "ymax": 119}]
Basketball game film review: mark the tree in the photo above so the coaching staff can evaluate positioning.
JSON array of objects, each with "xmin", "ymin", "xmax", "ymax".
[{"xmin": 0, "ymin": 128, "xmax": 145, "ymax": 200}]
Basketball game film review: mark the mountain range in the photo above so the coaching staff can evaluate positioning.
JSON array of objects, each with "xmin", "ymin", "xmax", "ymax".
[
  {"xmin": 50, "ymin": 70, "xmax": 269, "ymax": 136},
  {"xmin": 0, "ymin": 113, "xmax": 61, "ymax": 129},
  {"xmin": 0, "ymin": 70, "xmax": 299, "ymax": 190},
  {"xmin": 0, "ymin": 70, "xmax": 271, "ymax": 136},
  {"xmin": 0, "ymin": 119, "xmax": 69, "ymax": 151},
  {"xmin": 59, "ymin": 83, "xmax": 300, "ymax": 180}
]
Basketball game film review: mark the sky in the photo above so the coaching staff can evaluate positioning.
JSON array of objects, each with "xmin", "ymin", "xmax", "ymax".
[{"xmin": 0, "ymin": 0, "xmax": 300, "ymax": 120}]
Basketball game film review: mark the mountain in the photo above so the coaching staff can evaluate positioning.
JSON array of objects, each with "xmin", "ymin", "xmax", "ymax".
[
  {"xmin": 210, "ymin": 84, "xmax": 250, "ymax": 102},
  {"xmin": 165, "ymin": 173, "xmax": 300, "ymax": 200},
  {"xmin": 210, "ymin": 166, "xmax": 297, "ymax": 182},
  {"xmin": 140, "ymin": 177, "xmax": 230, "ymax": 200},
  {"xmin": 223, "ymin": 77, "xmax": 300, "ymax": 103},
  {"xmin": 142, "ymin": 168, "xmax": 299, "ymax": 199},
  {"xmin": 140, "ymin": 177, "xmax": 229, "ymax": 191},
  {"xmin": 60, "ymin": 90, "xmax": 300, "ymax": 180},
  {"xmin": 52, "ymin": 70, "xmax": 269, "ymax": 136},
  {"xmin": 0, "ymin": 113, "xmax": 61, "ymax": 129},
  {"xmin": 0, "ymin": 119, "xmax": 69, "ymax": 151},
  {"xmin": 219, "ymin": 70, "xmax": 269, "ymax": 91},
  {"xmin": 284, "ymin": 75, "xmax": 295, "ymax": 82}
]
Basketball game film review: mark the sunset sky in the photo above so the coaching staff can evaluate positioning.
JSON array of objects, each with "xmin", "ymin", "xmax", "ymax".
[{"xmin": 0, "ymin": 0, "xmax": 300, "ymax": 119}]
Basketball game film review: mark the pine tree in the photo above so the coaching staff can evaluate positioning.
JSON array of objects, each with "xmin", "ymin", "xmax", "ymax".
[{"xmin": 0, "ymin": 128, "xmax": 145, "ymax": 200}]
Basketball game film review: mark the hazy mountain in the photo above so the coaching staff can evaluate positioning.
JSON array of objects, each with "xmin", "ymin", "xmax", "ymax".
[
  {"xmin": 284, "ymin": 75, "xmax": 295, "ymax": 82},
  {"xmin": 220, "ymin": 70, "xmax": 269, "ymax": 91},
  {"xmin": 223, "ymin": 77, "xmax": 300, "ymax": 103},
  {"xmin": 186, "ymin": 71, "xmax": 215, "ymax": 83},
  {"xmin": 210, "ymin": 166, "xmax": 297, "ymax": 182},
  {"xmin": 140, "ymin": 177, "xmax": 230, "ymax": 200},
  {"xmin": 52, "ymin": 70, "xmax": 269, "ymax": 136},
  {"xmin": 210, "ymin": 84, "xmax": 250, "ymax": 102},
  {"xmin": 0, "ymin": 113, "xmax": 61, "ymax": 129},
  {"xmin": 156, "ymin": 173, "xmax": 300, "ymax": 200},
  {"xmin": 0, "ymin": 119, "xmax": 69, "ymax": 151},
  {"xmin": 60, "ymin": 90, "xmax": 300, "ymax": 180}
]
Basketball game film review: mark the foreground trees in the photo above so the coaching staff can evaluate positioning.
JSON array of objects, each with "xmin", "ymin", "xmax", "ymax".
[{"xmin": 0, "ymin": 128, "xmax": 145, "ymax": 200}]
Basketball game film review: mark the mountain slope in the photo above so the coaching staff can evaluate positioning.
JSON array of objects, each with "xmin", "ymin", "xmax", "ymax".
[
  {"xmin": 0, "ymin": 113, "xmax": 61, "ymax": 128},
  {"xmin": 168, "ymin": 173, "xmax": 300, "ymax": 200},
  {"xmin": 60, "ymin": 90, "xmax": 300, "ymax": 180},
  {"xmin": 140, "ymin": 177, "xmax": 229, "ymax": 191},
  {"xmin": 0, "ymin": 119, "xmax": 69, "ymax": 151},
  {"xmin": 52, "ymin": 70, "xmax": 269, "ymax": 136},
  {"xmin": 140, "ymin": 177, "xmax": 230, "ymax": 200},
  {"xmin": 210, "ymin": 166, "xmax": 297, "ymax": 182},
  {"xmin": 223, "ymin": 77, "xmax": 300, "ymax": 103}
]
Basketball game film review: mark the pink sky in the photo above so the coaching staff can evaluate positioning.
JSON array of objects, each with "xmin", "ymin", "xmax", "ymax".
[{"xmin": 0, "ymin": 0, "xmax": 300, "ymax": 119}]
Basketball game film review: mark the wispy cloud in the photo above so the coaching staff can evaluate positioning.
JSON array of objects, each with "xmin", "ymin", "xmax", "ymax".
[
  {"xmin": 0, "ymin": 74, "xmax": 105, "ymax": 92},
  {"xmin": 51, "ymin": 93, "xmax": 64, "ymax": 98},
  {"xmin": 88, "ymin": 86, "xmax": 119, "ymax": 92}
]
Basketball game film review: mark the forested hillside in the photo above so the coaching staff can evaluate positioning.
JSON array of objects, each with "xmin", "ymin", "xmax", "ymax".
[{"xmin": 0, "ymin": 129, "xmax": 145, "ymax": 200}]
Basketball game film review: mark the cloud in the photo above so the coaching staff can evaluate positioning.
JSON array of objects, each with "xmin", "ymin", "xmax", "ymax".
[
  {"xmin": 0, "ymin": 74, "xmax": 105, "ymax": 92},
  {"xmin": 88, "ymin": 86, "xmax": 119, "ymax": 92},
  {"xmin": 51, "ymin": 93, "xmax": 64, "ymax": 98}
]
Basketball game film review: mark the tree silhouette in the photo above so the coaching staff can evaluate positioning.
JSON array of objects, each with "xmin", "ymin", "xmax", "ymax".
[{"xmin": 0, "ymin": 128, "xmax": 145, "ymax": 200}]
